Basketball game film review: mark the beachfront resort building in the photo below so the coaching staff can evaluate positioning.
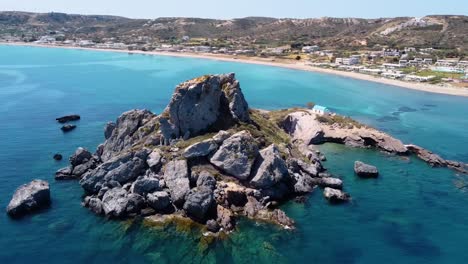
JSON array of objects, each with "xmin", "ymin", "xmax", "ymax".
[
  {"xmin": 312, "ymin": 105, "xmax": 330, "ymax": 116},
  {"xmin": 335, "ymin": 55, "xmax": 360, "ymax": 65}
]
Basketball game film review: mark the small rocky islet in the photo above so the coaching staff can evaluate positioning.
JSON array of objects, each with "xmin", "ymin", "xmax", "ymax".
[{"xmin": 7, "ymin": 73, "xmax": 468, "ymax": 231}]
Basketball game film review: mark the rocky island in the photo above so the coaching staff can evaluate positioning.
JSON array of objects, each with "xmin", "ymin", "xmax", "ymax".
[{"xmin": 49, "ymin": 73, "xmax": 467, "ymax": 233}]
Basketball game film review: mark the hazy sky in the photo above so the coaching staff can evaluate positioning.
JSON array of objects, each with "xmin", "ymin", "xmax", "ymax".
[{"xmin": 1, "ymin": 0, "xmax": 467, "ymax": 19}]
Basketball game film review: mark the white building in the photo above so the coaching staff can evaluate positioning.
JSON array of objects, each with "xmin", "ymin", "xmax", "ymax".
[
  {"xmin": 335, "ymin": 56, "xmax": 360, "ymax": 65},
  {"xmin": 302, "ymin": 45, "xmax": 320, "ymax": 53},
  {"xmin": 312, "ymin": 105, "xmax": 330, "ymax": 115}
]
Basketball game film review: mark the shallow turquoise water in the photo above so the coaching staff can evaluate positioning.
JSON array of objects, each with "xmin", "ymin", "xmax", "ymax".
[{"xmin": 0, "ymin": 45, "xmax": 467, "ymax": 263}]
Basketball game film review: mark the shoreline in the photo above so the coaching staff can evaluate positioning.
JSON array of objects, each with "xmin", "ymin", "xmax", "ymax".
[{"xmin": 2, "ymin": 42, "xmax": 468, "ymax": 97}]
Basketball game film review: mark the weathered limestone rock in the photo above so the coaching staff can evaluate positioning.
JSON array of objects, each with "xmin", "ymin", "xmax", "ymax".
[
  {"xmin": 55, "ymin": 166, "xmax": 73, "ymax": 180},
  {"xmin": 212, "ymin": 130, "xmax": 230, "ymax": 144},
  {"xmin": 243, "ymin": 196, "xmax": 294, "ymax": 228},
  {"xmin": 210, "ymin": 131, "xmax": 259, "ymax": 180},
  {"xmin": 323, "ymin": 187, "xmax": 350, "ymax": 203},
  {"xmin": 6, "ymin": 180, "xmax": 50, "ymax": 218},
  {"xmin": 163, "ymin": 159, "xmax": 190, "ymax": 206},
  {"xmin": 354, "ymin": 161, "xmax": 379, "ymax": 178},
  {"xmin": 183, "ymin": 139, "xmax": 218, "ymax": 159}
]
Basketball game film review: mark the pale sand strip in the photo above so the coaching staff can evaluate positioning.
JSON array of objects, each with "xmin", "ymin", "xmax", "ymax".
[{"xmin": 2, "ymin": 42, "xmax": 468, "ymax": 97}]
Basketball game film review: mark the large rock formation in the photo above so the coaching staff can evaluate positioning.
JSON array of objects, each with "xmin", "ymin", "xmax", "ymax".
[
  {"xmin": 6, "ymin": 180, "xmax": 51, "ymax": 218},
  {"xmin": 159, "ymin": 73, "xmax": 250, "ymax": 143}
]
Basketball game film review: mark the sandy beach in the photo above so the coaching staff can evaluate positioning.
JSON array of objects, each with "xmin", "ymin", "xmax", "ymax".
[{"xmin": 2, "ymin": 42, "xmax": 468, "ymax": 97}]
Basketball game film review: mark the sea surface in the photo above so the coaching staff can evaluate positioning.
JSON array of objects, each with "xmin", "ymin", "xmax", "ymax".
[{"xmin": 1, "ymin": 45, "xmax": 468, "ymax": 263}]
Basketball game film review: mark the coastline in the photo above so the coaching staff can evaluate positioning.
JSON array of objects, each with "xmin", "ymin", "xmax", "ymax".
[{"xmin": 2, "ymin": 42, "xmax": 468, "ymax": 97}]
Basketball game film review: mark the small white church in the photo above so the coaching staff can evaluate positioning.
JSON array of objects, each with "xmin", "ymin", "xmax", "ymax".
[{"xmin": 311, "ymin": 105, "xmax": 330, "ymax": 115}]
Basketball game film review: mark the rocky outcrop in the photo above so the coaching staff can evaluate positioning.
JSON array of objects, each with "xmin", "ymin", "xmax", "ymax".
[
  {"xmin": 100, "ymin": 109, "xmax": 157, "ymax": 162},
  {"xmin": 406, "ymin": 144, "xmax": 468, "ymax": 173},
  {"xmin": 282, "ymin": 110, "xmax": 408, "ymax": 154},
  {"xmin": 210, "ymin": 131, "xmax": 259, "ymax": 180},
  {"xmin": 56, "ymin": 115, "xmax": 80, "ymax": 123},
  {"xmin": 159, "ymin": 73, "xmax": 250, "ymax": 142},
  {"xmin": 6, "ymin": 180, "xmax": 51, "ymax": 218},
  {"xmin": 323, "ymin": 187, "xmax": 350, "ymax": 203},
  {"xmin": 354, "ymin": 161, "xmax": 379, "ymax": 178},
  {"xmin": 55, "ymin": 74, "xmax": 345, "ymax": 234}
]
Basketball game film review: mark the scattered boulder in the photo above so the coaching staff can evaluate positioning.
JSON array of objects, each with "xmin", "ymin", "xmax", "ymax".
[
  {"xmin": 53, "ymin": 154, "xmax": 63, "ymax": 161},
  {"xmin": 56, "ymin": 115, "xmax": 80, "ymax": 123},
  {"xmin": 147, "ymin": 191, "xmax": 171, "ymax": 211},
  {"xmin": 101, "ymin": 187, "xmax": 132, "ymax": 218},
  {"xmin": 196, "ymin": 171, "xmax": 217, "ymax": 190},
  {"xmin": 210, "ymin": 131, "xmax": 259, "ymax": 180},
  {"xmin": 183, "ymin": 186, "xmax": 215, "ymax": 222},
  {"xmin": 6, "ymin": 180, "xmax": 51, "ymax": 218},
  {"xmin": 146, "ymin": 149, "xmax": 162, "ymax": 171},
  {"xmin": 55, "ymin": 166, "xmax": 73, "ymax": 180},
  {"xmin": 354, "ymin": 161, "xmax": 379, "ymax": 178},
  {"xmin": 163, "ymin": 159, "xmax": 190, "ymax": 207},
  {"xmin": 61, "ymin": 124, "xmax": 76, "ymax": 132},
  {"xmin": 311, "ymin": 177, "xmax": 343, "ymax": 189},
  {"xmin": 183, "ymin": 139, "xmax": 218, "ymax": 159},
  {"xmin": 131, "ymin": 177, "xmax": 161, "ymax": 196},
  {"xmin": 323, "ymin": 187, "xmax": 350, "ymax": 203},
  {"xmin": 212, "ymin": 130, "xmax": 230, "ymax": 144}
]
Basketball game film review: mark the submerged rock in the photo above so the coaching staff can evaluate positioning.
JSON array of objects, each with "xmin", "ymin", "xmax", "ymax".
[
  {"xmin": 354, "ymin": 161, "xmax": 379, "ymax": 178},
  {"xmin": 61, "ymin": 124, "xmax": 76, "ymax": 132},
  {"xmin": 53, "ymin": 153, "xmax": 63, "ymax": 161},
  {"xmin": 6, "ymin": 180, "xmax": 51, "ymax": 218}
]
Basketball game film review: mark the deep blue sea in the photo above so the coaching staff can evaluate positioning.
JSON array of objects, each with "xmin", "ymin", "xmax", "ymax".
[{"xmin": 1, "ymin": 45, "xmax": 468, "ymax": 263}]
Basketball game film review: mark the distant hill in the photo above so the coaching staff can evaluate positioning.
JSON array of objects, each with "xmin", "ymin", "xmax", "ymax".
[{"xmin": 1, "ymin": 11, "xmax": 467, "ymax": 50}]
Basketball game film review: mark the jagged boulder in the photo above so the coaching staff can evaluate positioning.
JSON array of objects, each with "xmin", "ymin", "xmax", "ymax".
[
  {"xmin": 7, "ymin": 180, "xmax": 51, "ymax": 218},
  {"xmin": 210, "ymin": 131, "xmax": 259, "ymax": 180},
  {"xmin": 163, "ymin": 159, "xmax": 190, "ymax": 206},
  {"xmin": 250, "ymin": 144, "xmax": 290, "ymax": 189},
  {"xmin": 104, "ymin": 122, "xmax": 116, "ymax": 139},
  {"xmin": 101, "ymin": 187, "xmax": 143, "ymax": 218},
  {"xmin": 159, "ymin": 73, "xmax": 250, "ymax": 141},
  {"xmin": 70, "ymin": 147, "xmax": 92, "ymax": 167},
  {"xmin": 354, "ymin": 161, "xmax": 379, "ymax": 178}
]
